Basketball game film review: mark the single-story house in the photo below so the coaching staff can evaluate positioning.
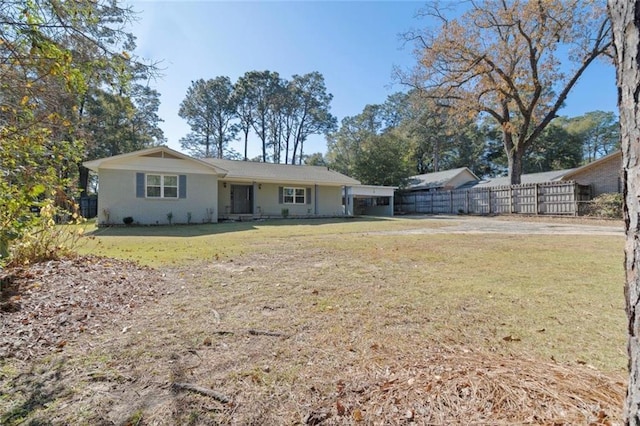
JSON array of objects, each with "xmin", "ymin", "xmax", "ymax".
[
  {"xmin": 405, "ymin": 167, "xmax": 479, "ymax": 192},
  {"xmin": 398, "ymin": 151, "xmax": 622, "ymax": 215},
  {"xmin": 404, "ymin": 151, "xmax": 622, "ymax": 197},
  {"xmin": 84, "ymin": 146, "xmax": 370, "ymax": 225}
]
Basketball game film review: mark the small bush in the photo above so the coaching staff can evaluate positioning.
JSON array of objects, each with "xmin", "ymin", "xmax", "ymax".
[
  {"xmin": 281, "ymin": 208, "xmax": 289, "ymax": 218},
  {"xmin": 9, "ymin": 200, "xmax": 85, "ymax": 266},
  {"xmin": 123, "ymin": 216, "xmax": 134, "ymax": 225},
  {"xmin": 584, "ymin": 193, "xmax": 623, "ymax": 218}
]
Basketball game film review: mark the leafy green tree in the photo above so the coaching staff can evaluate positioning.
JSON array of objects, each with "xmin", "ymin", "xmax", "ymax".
[
  {"xmin": 232, "ymin": 78, "xmax": 255, "ymax": 161},
  {"xmin": 288, "ymin": 72, "xmax": 337, "ymax": 164},
  {"xmin": 563, "ymin": 111, "xmax": 619, "ymax": 162},
  {"xmin": 325, "ymin": 105, "xmax": 381, "ymax": 177},
  {"xmin": 179, "ymin": 77, "xmax": 238, "ymax": 158},
  {"xmin": 402, "ymin": 0, "xmax": 612, "ymax": 184},
  {"xmin": 304, "ymin": 152, "xmax": 328, "ymax": 166},
  {"xmin": 522, "ymin": 122, "xmax": 583, "ymax": 173},
  {"xmin": 0, "ymin": 0, "xmax": 142, "ymax": 262},
  {"xmin": 236, "ymin": 70, "xmax": 282, "ymax": 162},
  {"xmin": 353, "ymin": 131, "xmax": 412, "ymax": 187}
]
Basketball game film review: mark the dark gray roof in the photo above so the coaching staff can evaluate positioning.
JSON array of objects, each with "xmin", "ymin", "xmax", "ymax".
[
  {"xmin": 203, "ymin": 158, "xmax": 361, "ymax": 186},
  {"xmin": 406, "ymin": 167, "xmax": 479, "ymax": 190}
]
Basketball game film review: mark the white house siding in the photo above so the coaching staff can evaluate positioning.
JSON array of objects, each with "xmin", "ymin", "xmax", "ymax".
[
  {"xmin": 217, "ymin": 182, "xmax": 345, "ymax": 218},
  {"xmin": 98, "ymin": 169, "xmax": 217, "ymax": 225}
]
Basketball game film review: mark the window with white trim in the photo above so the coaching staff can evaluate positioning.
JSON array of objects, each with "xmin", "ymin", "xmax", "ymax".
[
  {"xmin": 283, "ymin": 187, "xmax": 305, "ymax": 204},
  {"xmin": 146, "ymin": 174, "xmax": 178, "ymax": 198}
]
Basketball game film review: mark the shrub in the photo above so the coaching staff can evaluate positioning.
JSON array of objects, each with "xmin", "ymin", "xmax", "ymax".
[
  {"xmin": 123, "ymin": 216, "xmax": 134, "ymax": 225},
  {"xmin": 8, "ymin": 200, "xmax": 85, "ymax": 266},
  {"xmin": 281, "ymin": 208, "xmax": 289, "ymax": 218},
  {"xmin": 584, "ymin": 193, "xmax": 623, "ymax": 218}
]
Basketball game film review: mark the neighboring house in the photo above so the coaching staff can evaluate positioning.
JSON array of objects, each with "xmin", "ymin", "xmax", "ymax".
[
  {"xmin": 404, "ymin": 151, "xmax": 622, "ymax": 197},
  {"xmin": 562, "ymin": 151, "xmax": 622, "ymax": 196},
  {"xmin": 405, "ymin": 167, "xmax": 480, "ymax": 192},
  {"xmin": 471, "ymin": 169, "xmax": 574, "ymax": 189},
  {"xmin": 398, "ymin": 151, "xmax": 622, "ymax": 216},
  {"xmin": 84, "ymin": 146, "xmax": 363, "ymax": 225}
]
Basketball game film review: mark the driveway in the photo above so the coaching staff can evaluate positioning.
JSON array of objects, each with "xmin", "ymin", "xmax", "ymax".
[{"xmin": 378, "ymin": 215, "xmax": 624, "ymax": 236}]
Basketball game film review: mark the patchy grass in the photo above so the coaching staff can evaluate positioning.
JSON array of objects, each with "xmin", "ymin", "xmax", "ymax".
[
  {"xmin": 76, "ymin": 217, "xmax": 455, "ymax": 266},
  {"xmin": 1, "ymin": 216, "xmax": 627, "ymax": 424}
]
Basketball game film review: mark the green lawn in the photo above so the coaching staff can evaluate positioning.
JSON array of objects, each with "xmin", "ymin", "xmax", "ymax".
[
  {"xmin": 3, "ymin": 216, "xmax": 624, "ymax": 424},
  {"xmin": 77, "ymin": 217, "xmax": 626, "ymax": 372}
]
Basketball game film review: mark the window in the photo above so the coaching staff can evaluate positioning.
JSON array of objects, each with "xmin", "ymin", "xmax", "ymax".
[
  {"xmin": 146, "ymin": 174, "xmax": 178, "ymax": 198},
  {"xmin": 283, "ymin": 187, "xmax": 305, "ymax": 204}
]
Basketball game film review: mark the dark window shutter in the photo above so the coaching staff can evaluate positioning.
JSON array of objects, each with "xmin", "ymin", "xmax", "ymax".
[
  {"xmin": 278, "ymin": 186, "xmax": 283, "ymax": 204},
  {"xmin": 179, "ymin": 175, "xmax": 187, "ymax": 198},
  {"xmin": 136, "ymin": 173, "xmax": 145, "ymax": 198},
  {"xmin": 306, "ymin": 187, "xmax": 311, "ymax": 204}
]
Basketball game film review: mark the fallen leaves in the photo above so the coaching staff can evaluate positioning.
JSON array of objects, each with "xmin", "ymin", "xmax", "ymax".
[{"xmin": 0, "ymin": 255, "xmax": 165, "ymax": 360}]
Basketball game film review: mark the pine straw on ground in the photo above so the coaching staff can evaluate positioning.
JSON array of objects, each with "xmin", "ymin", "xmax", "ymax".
[
  {"xmin": 0, "ymin": 256, "xmax": 627, "ymax": 425},
  {"xmin": 309, "ymin": 347, "xmax": 624, "ymax": 425},
  {"xmin": 0, "ymin": 256, "xmax": 163, "ymax": 360}
]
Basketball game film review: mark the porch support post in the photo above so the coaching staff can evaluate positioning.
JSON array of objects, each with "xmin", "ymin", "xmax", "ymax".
[{"xmin": 252, "ymin": 181, "xmax": 258, "ymax": 217}]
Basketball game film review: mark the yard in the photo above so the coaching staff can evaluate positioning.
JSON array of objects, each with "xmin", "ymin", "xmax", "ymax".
[{"xmin": 0, "ymin": 216, "xmax": 627, "ymax": 424}]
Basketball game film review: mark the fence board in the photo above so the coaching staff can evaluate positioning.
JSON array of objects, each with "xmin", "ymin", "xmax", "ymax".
[{"xmin": 395, "ymin": 181, "xmax": 588, "ymax": 216}]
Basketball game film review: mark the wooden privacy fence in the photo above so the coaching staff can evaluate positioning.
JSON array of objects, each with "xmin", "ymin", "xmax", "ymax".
[{"xmin": 396, "ymin": 181, "xmax": 591, "ymax": 216}]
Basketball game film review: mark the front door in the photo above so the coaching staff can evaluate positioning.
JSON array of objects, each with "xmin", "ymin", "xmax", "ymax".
[{"xmin": 231, "ymin": 185, "xmax": 253, "ymax": 214}]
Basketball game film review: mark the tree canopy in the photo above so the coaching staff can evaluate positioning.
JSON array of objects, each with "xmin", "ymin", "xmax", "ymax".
[
  {"xmin": 0, "ymin": 0, "xmax": 158, "ymax": 262},
  {"xmin": 179, "ymin": 71, "xmax": 336, "ymax": 163},
  {"xmin": 326, "ymin": 90, "xmax": 619, "ymax": 187},
  {"xmin": 401, "ymin": 0, "xmax": 612, "ymax": 184}
]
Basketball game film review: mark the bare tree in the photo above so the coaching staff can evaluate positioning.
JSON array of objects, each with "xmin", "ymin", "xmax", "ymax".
[
  {"xmin": 401, "ymin": 0, "xmax": 612, "ymax": 184},
  {"xmin": 608, "ymin": 1, "xmax": 640, "ymax": 423}
]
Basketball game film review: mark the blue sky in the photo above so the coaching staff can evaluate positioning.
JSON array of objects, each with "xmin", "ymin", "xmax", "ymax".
[{"xmin": 128, "ymin": 1, "xmax": 618, "ymax": 159}]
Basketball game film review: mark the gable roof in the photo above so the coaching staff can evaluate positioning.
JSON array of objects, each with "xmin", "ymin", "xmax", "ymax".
[
  {"xmin": 406, "ymin": 167, "xmax": 479, "ymax": 190},
  {"xmin": 562, "ymin": 150, "xmax": 621, "ymax": 180},
  {"xmin": 203, "ymin": 158, "xmax": 361, "ymax": 186},
  {"xmin": 472, "ymin": 168, "xmax": 575, "ymax": 188},
  {"xmin": 83, "ymin": 146, "xmax": 227, "ymax": 175}
]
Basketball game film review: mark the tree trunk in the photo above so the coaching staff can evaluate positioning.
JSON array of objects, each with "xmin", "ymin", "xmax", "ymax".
[
  {"xmin": 243, "ymin": 129, "xmax": 249, "ymax": 161},
  {"xmin": 609, "ymin": 0, "xmax": 640, "ymax": 424},
  {"xmin": 78, "ymin": 165, "xmax": 89, "ymax": 197},
  {"xmin": 506, "ymin": 148, "xmax": 524, "ymax": 185}
]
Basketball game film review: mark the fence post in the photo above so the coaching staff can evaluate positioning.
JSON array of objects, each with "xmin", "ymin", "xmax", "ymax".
[
  {"xmin": 449, "ymin": 191, "xmax": 453, "ymax": 214},
  {"xmin": 431, "ymin": 192, "xmax": 434, "ymax": 214},
  {"xmin": 535, "ymin": 183, "xmax": 539, "ymax": 215},
  {"xmin": 466, "ymin": 190, "xmax": 470, "ymax": 214},
  {"xmin": 509, "ymin": 186, "xmax": 514, "ymax": 214}
]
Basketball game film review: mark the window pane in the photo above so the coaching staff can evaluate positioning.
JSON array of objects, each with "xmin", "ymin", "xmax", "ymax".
[
  {"xmin": 284, "ymin": 188, "xmax": 294, "ymax": 197},
  {"xmin": 147, "ymin": 175, "xmax": 161, "ymax": 185},
  {"xmin": 164, "ymin": 175, "xmax": 177, "ymax": 186},
  {"xmin": 147, "ymin": 186, "xmax": 161, "ymax": 197},
  {"xmin": 295, "ymin": 188, "xmax": 305, "ymax": 196},
  {"xmin": 164, "ymin": 187, "xmax": 178, "ymax": 198}
]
